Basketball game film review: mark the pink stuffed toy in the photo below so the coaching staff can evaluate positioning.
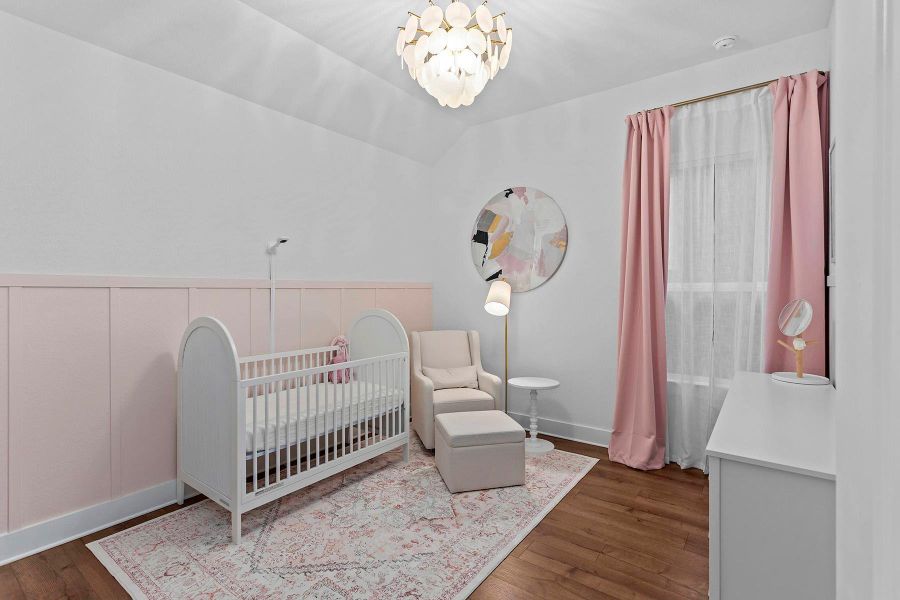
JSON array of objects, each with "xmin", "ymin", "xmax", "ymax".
[{"xmin": 327, "ymin": 335, "xmax": 351, "ymax": 383}]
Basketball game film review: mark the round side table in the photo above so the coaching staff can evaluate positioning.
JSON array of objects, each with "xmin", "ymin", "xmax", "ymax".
[{"xmin": 508, "ymin": 377, "xmax": 560, "ymax": 456}]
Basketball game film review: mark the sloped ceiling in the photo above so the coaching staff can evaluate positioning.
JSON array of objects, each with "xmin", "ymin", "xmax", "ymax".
[{"xmin": 0, "ymin": 0, "xmax": 832, "ymax": 164}]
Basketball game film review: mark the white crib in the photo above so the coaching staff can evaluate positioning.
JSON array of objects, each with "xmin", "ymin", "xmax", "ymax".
[{"xmin": 176, "ymin": 309, "xmax": 410, "ymax": 544}]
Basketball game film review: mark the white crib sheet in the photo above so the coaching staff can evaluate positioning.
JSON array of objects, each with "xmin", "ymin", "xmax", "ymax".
[{"xmin": 244, "ymin": 381, "xmax": 402, "ymax": 456}]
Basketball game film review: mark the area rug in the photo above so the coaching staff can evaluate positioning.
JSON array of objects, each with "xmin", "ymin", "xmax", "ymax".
[{"xmin": 88, "ymin": 439, "xmax": 597, "ymax": 599}]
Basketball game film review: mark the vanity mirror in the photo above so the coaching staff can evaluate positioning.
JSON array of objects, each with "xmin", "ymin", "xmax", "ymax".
[{"xmin": 771, "ymin": 298, "xmax": 830, "ymax": 385}]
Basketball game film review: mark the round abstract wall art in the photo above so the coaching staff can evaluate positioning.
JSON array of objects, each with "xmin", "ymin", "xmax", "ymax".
[{"xmin": 470, "ymin": 187, "xmax": 568, "ymax": 292}]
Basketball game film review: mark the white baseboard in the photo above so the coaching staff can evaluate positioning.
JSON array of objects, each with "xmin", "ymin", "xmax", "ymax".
[
  {"xmin": 0, "ymin": 480, "xmax": 189, "ymax": 566},
  {"xmin": 508, "ymin": 412, "xmax": 610, "ymax": 448}
]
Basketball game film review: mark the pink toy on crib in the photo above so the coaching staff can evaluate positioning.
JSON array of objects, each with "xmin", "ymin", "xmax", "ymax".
[{"xmin": 328, "ymin": 335, "xmax": 351, "ymax": 383}]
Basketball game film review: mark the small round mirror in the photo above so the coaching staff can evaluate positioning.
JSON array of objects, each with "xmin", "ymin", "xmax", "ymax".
[{"xmin": 778, "ymin": 299, "xmax": 813, "ymax": 337}]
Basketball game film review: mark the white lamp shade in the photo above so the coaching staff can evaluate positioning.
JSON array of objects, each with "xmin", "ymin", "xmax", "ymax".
[{"xmin": 484, "ymin": 280, "xmax": 512, "ymax": 316}]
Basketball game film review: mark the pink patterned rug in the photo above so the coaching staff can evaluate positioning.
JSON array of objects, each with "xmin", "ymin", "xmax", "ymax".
[{"xmin": 89, "ymin": 439, "xmax": 596, "ymax": 599}]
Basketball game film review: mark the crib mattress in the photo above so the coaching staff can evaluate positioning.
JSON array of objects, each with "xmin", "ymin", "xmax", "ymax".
[{"xmin": 245, "ymin": 381, "xmax": 402, "ymax": 456}]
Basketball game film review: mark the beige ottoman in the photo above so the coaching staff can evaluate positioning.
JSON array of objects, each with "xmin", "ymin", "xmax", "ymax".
[{"xmin": 434, "ymin": 410, "xmax": 526, "ymax": 493}]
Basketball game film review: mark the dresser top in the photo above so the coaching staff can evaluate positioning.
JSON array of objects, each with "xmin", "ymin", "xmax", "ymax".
[{"xmin": 706, "ymin": 371, "xmax": 836, "ymax": 480}]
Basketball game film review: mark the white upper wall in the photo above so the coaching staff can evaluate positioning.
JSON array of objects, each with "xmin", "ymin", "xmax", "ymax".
[
  {"xmin": 0, "ymin": 1, "xmax": 467, "ymax": 165},
  {"xmin": 0, "ymin": 11, "xmax": 438, "ymax": 282},
  {"xmin": 1, "ymin": 7, "xmax": 832, "ymax": 441},
  {"xmin": 432, "ymin": 30, "xmax": 831, "ymax": 439}
]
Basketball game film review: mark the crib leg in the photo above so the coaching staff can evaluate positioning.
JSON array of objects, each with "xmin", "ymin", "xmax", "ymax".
[
  {"xmin": 232, "ymin": 511, "xmax": 242, "ymax": 544},
  {"xmin": 402, "ymin": 441, "xmax": 410, "ymax": 463},
  {"xmin": 176, "ymin": 479, "xmax": 185, "ymax": 505}
]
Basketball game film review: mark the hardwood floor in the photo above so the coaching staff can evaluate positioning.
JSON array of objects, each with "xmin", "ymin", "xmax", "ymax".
[
  {"xmin": 0, "ymin": 436, "xmax": 708, "ymax": 599},
  {"xmin": 473, "ymin": 437, "xmax": 709, "ymax": 600}
]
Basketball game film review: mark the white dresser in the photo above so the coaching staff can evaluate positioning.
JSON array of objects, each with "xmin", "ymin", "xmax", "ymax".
[{"xmin": 706, "ymin": 372, "xmax": 836, "ymax": 600}]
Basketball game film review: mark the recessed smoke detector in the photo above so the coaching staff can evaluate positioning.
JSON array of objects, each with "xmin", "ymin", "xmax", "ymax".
[{"xmin": 713, "ymin": 35, "xmax": 738, "ymax": 50}]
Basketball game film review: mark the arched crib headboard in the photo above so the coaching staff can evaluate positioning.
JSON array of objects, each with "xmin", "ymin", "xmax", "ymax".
[
  {"xmin": 348, "ymin": 309, "xmax": 408, "ymax": 360},
  {"xmin": 177, "ymin": 317, "xmax": 242, "ymax": 506}
]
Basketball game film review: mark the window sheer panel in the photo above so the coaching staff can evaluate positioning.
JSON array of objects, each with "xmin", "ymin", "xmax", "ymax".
[{"xmin": 666, "ymin": 88, "xmax": 773, "ymax": 471}]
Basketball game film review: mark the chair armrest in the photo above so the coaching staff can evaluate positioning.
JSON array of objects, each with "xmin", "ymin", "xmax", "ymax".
[
  {"xmin": 412, "ymin": 370, "xmax": 434, "ymax": 400},
  {"xmin": 477, "ymin": 369, "xmax": 504, "ymax": 412},
  {"xmin": 411, "ymin": 371, "xmax": 436, "ymax": 448}
]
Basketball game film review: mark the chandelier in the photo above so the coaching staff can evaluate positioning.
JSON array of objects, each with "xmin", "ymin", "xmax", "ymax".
[{"xmin": 395, "ymin": 1, "xmax": 512, "ymax": 108}]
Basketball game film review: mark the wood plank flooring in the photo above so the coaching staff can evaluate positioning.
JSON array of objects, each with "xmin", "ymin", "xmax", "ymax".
[
  {"xmin": 473, "ymin": 437, "xmax": 709, "ymax": 600},
  {"xmin": 0, "ymin": 436, "xmax": 708, "ymax": 599}
]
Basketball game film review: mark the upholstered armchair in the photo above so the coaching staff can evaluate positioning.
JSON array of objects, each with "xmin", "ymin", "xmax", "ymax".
[{"xmin": 410, "ymin": 330, "xmax": 503, "ymax": 449}]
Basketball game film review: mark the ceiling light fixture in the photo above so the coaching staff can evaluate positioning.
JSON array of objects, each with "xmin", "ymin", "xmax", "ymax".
[{"xmin": 395, "ymin": 1, "xmax": 512, "ymax": 108}]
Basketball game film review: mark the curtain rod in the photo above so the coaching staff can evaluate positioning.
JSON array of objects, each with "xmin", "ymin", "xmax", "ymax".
[{"xmin": 642, "ymin": 71, "xmax": 827, "ymax": 113}]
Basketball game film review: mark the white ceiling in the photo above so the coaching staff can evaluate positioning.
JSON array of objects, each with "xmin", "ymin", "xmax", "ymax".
[
  {"xmin": 0, "ymin": 0, "xmax": 832, "ymax": 162},
  {"xmin": 241, "ymin": 0, "xmax": 832, "ymax": 124}
]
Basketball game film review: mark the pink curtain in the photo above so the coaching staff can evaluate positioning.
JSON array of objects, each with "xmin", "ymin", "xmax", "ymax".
[
  {"xmin": 609, "ymin": 107, "xmax": 673, "ymax": 471},
  {"xmin": 764, "ymin": 71, "xmax": 830, "ymax": 375}
]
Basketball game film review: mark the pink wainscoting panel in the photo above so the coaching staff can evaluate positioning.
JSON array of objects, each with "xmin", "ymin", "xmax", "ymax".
[
  {"xmin": 405, "ymin": 288, "xmax": 434, "ymax": 333},
  {"xmin": 250, "ymin": 289, "xmax": 269, "ymax": 356},
  {"xmin": 0, "ymin": 276, "xmax": 429, "ymax": 536},
  {"xmin": 8, "ymin": 288, "xmax": 112, "ymax": 531},
  {"xmin": 300, "ymin": 289, "xmax": 341, "ymax": 348},
  {"xmin": 275, "ymin": 289, "xmax": 303, "ymax": 352},
  {"xmin": 110, "ymin": 288, "xmax": 189, "ymax": 497},
  {"xmin": 249, "ymin": 289, "xmax": 302, "ymax": 355},
  {"xmin": 375, "ymin": 288, "xmax": 433, "ymax": 336},
  {"xmin": 0, "ymin": 288, "xmax": 8, "ymax": 534},
  {"xmin": 190, "ymin": 288, "xmax": 252, "ymax": 356},
  {"xmin": 375, "ymin": 288, "xmax": 407, "ymax": 324},
  {"xmin": 341, "ymin": 288, "xmax": 376, "ymax": 334}
]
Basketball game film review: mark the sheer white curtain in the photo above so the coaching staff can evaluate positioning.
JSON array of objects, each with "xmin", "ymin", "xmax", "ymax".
[{"xmin": 666, "ymin": 88, "xmax": 773, "ymax": 470}]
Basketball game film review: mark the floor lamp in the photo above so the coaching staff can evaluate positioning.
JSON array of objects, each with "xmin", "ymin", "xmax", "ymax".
[{"xmin": 484, "ymin": 280, "xmax": 512, "ymax": 413}]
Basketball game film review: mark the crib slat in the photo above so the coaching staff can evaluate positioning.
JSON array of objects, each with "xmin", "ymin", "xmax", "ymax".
[
  {"xmin": 275, "ymin": 378, "xmax": 281, "ymax": 483},
  {"xmin": 358, "ymin": 365, "xmax": 363, "ymax": 448},
  {"xmin": 294, "ymin": 377, "xmax": 300, "ymax": 475},
  {"xmin": 305, "ymin": 370, "xmax": 311, "ymax": 472},
  {"xmin": 373, "ymin": 361, "xmax": 378, "ymax": 443},
  {"xmin": 362, "ymin": 364, "xmax": 367, "ymax": 447},
  {"xmin": 315, "ymin": 369, "xmax": 320, "ymax": 468},
  {"xmin": 378, "ymin": 360, "xmax": 383, "ymax": 442},
  {"xmin": 264, "ymin": 381, "xmax": 270, "ymax": 488},
  {"xmin": 373, "ymin": 362, "xmax": 377, "ymax": 443},
  {"xmin": 388, "ymin": 360, "xmax": 397, "ymax": 437},
  {"xmin": 381, "ymin": 361, "xmax": 391, "ymax": 438},
  {"xmin": 382, "ymin": 361, "xmax": 391, "ymax": 437},
  {"xmin": 330, "ymin": 368, "xmax": 336, "ymax": 464},
  {"xmin": 286, "ymin": 361, "xmax": 292, "ymax": 478},
  {"xmin": 292, "ymin": 356, "xmax": 300, "ymax": 475},
  {"xmin": 343, "ymin": 374, "xmax": 348, "ymax": 456},
  {"xmin": 252, "ymin": 385, "xmax": 257, "ymax": 492},
  {"xmin": 384, "ymin": 358, "xmax": 390, "ymax": 441},
  {"xmin": 391, "ymin": 360, "xmax": 402, "ymax": 435},
  {"xmin": 389, "ymin": 357, "xmax": 394, "ymax": 439},
  {"xmin": 403, "ymin": 357, "xmax": 408, "ymax": 434},
  {"xmin": 363, "ymin": 363, "xmax": 367, "ymax": 447},
  {"xmin": 360, "ymin": 365, "xmax": 365, "ymax": 449}
]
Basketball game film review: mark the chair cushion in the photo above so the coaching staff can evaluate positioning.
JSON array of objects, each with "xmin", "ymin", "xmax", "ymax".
[
  {"xmin": 423, "ymin": 365, "xmax": 478, "ymax": 390},
  {"xmin": 419, "ymin": 330, "xmax": 472, "ymax": 369},
  {"xmin": 432, "ymin": 388, "xmax": 494, "ymax": 416},
  {"xmin": 435, "ymin": 410, "xmax": 525, "ymax": 448}
]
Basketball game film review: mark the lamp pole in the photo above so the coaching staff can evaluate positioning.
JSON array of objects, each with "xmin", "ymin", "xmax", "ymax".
[
  {"xmin": 505, "ymin": 312, "xmax": 509, "ymax": 414},
  {"xmin": 484, "ymin": 279, "xmax": 512, "ymax": 414},
  {"xmin": 266, "ymin": 237, "xmax": 289, "ymax": 354}
]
